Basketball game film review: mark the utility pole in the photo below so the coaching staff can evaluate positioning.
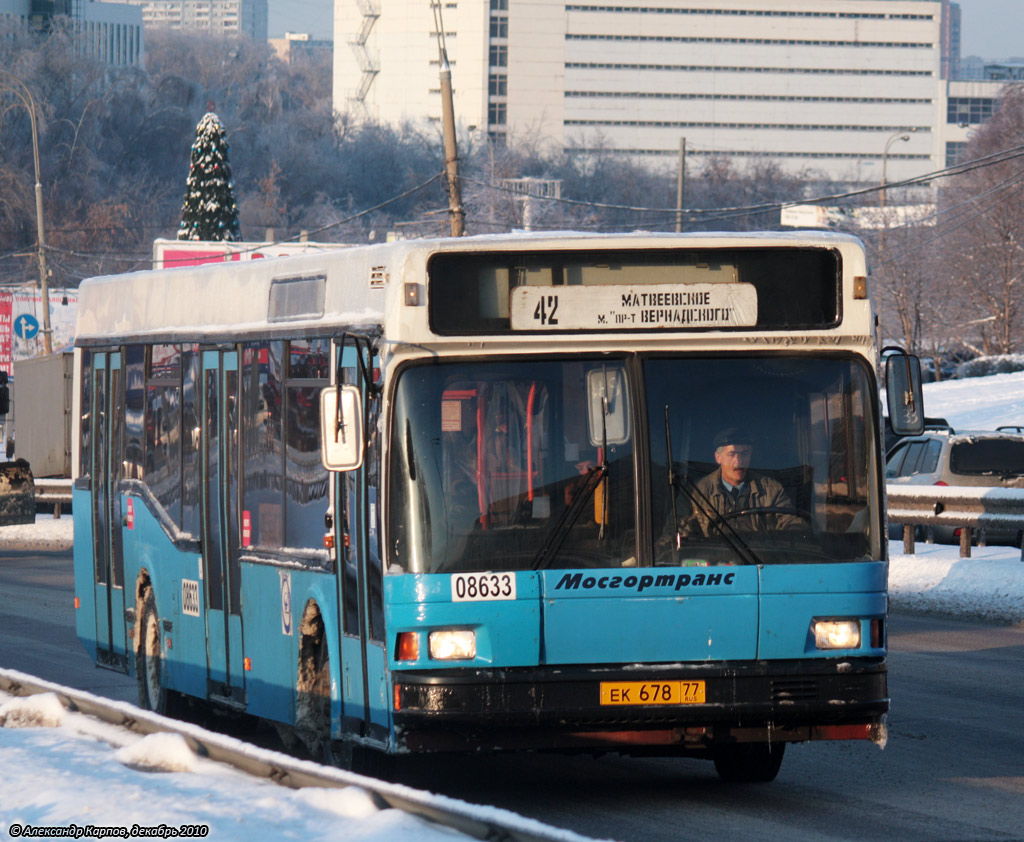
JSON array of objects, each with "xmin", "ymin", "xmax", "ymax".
[
  {"xmin": 433, "ymin": 1, "xmax": 464, "ymax": 236},
  {"xmin": 675, "ymin": 137, "xmax": 686, "ymax": 233},
  {"xmin": 0, "ymin": 69, "xmax": 52, "ymax": 354}
]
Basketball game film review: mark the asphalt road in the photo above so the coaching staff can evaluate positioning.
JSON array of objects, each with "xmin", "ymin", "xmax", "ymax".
[
  {"xmin": 2, "ymin": 550, "xmax": 1022, "ymax": 841},
  {"xmin": 393, "ymin": 613, "xmax": 1024, "ymax": 842},
  {"xmin": 0, "ymin": 550, "xmax": 136, "ymax": 703}
]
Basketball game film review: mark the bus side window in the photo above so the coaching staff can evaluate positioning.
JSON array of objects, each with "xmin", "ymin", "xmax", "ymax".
[
  {"xmin": 365, "ymin": 361, "xmax": 384, "ymax": 642},
  {"xmin": 80, "ymin": 349, "xmax": 93, "ymax": 478},
  {"xmin": 124, "ymin": 345, "xmax": 145, "ymax": 481}
]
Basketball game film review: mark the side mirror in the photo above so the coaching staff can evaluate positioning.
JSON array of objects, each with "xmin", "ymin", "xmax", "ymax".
[
  {"xmin": 884, "ymin": 349, "xmax": 924, "ymax": 437},
  {"xmin": 320, "ymin": 385, "xmax": 364, "ymax": 471},
  {"xmin": 586, "ymin": 366, "xmax": 630, "ymax": 446}
]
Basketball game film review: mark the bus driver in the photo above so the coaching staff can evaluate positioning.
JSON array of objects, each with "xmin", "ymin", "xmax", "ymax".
[{"xmin": 678, "ymin": 427, "xmax": 802, "ymax": 540}]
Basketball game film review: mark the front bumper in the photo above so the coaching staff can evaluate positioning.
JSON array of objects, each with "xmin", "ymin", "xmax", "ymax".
[{"xmin": 393, "ymin": 658, "xmax": 888, "ymax": 753}]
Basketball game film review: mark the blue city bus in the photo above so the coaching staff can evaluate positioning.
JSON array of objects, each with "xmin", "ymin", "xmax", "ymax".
[{"xmin": 72, "ymin": 232, "xmax": 922, "ymax": 781}]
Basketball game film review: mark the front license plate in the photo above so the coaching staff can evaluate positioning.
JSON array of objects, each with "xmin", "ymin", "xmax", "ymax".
[{"xmin": 599, "ymin": 680, "xmax": 706, "ymax": 706}]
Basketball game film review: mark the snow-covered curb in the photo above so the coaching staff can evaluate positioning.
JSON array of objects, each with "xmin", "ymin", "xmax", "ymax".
[
  {"xmin": 0, "ymin": 514, "xmax": 73, "ymax": 551},
  {"xmin": 0, "ymin": 673, "xmax": 605, "ymax": 842}
]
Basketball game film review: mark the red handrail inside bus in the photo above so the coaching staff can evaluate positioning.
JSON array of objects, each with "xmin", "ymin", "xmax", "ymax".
[{"xmin": 526, "ymin": 383, "xmax": 536, "ymax": 502}]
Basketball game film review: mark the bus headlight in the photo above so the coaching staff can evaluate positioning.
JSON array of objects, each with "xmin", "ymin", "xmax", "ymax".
[
  {"xmin": 813, "ymin": 619, "xmax": 861, "ymax": 650},
  {"xmin": 429, "ymin": 630, "xmax": 476, "ymax": 660}
]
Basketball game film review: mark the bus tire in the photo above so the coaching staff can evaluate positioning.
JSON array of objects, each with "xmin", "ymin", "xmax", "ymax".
[
  {"xmin": 295, "ymin": 603, "xmax": 332, "ymax": 762},
  {"xmin": 136, "ymin": 589, "xmax": 167, "ymax": 714},
  {"xmin": 713, "ymin": 741, "xmax": 785, "ymax": 783}
]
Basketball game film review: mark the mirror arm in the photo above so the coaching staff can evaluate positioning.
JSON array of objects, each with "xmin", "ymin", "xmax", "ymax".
[{"xmin": 334, "ymin": 332, "xmax": 382, "ymax": 446}]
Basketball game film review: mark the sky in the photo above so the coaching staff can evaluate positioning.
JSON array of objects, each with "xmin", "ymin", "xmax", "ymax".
[
  {"xmin": 268, "ymin": 0, "xmax": 333, "ymax": 41},
  {"xmin": 955, "ymin": 0, "xmax": 1024, "ymax": 60}
]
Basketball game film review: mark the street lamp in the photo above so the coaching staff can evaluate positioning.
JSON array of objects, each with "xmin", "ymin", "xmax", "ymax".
[
  {"xmin": 880, "ymin": 130, "xmax": 914, "ymax": 209},
  {"xmin": 0, "ymin": 69, "xmax": 52, "ymax": 355}
]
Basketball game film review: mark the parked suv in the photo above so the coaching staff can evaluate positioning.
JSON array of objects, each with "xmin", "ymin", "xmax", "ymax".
[
  {"xmin": 885, "ymin": 430, "xmax": 1024, "ymax": 544},
  {"xmin": 883, "ymin": 416, "xmax": 953, "ymax": 455}
]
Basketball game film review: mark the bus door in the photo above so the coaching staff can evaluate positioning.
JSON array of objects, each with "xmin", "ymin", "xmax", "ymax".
[
  {"xmin": 201, "ymin": 349, "xmax": 245, "ymax": 706},
  {"xmin": 90, "ymin": 351, "xmax": 128, "ymax": 670},
  {"xmin": 335, "ymin": 342, "xmax": 388, "ymax": 740}
]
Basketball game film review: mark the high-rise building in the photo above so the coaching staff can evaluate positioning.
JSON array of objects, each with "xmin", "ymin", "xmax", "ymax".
[
  {"xmin": 0, "ymin": 0, "xmax": 145, "ymax": 65},
  {"xmin": 334, "ymin": 0, "xmax": 1003, "ymax": 183},
  {"xmin": 270, "ymin": 31, "xmax": 333, "ymax": 64},
  {"xmin": 102, "ymin": 0, "xmax": 268, "ymax": 41}
]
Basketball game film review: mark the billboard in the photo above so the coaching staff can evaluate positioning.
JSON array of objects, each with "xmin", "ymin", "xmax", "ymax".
[
  {"xmin": 153, "ymin": 238, "xmax": 348, "ymax": 270},
  {"xmin": 780, "ymin": 204, "xmax": 936, "ymax": 230},
  {"xmin": 0, "ymin": 289, "xmax": 78, "ymax": 373}
]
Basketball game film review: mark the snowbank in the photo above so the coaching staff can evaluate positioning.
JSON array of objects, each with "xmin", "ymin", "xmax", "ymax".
[
  {"xmin": 888, "ymin": 541, "xmax": 1024, "ymax": 623},
  {"xmin": 0, "ymin": 681, "xmax": 601, "ymax": 842}
]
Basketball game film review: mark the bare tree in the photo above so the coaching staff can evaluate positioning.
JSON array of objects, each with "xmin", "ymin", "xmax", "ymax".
[{"xmin": 940, "ymin": 84, "xmax": 1024, "ymax": 357}]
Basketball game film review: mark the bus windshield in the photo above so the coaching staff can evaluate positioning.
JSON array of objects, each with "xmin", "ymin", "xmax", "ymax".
[
  {"xmin": 387, "ymin": 356, "xmax": 878, "ymax": 574},
  {"xmin": 647, "ymin": 356, "xmax": 877, "ymax": 567}
]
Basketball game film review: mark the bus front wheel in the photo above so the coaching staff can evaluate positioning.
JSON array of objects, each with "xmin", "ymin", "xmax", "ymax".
[{"xmin": 713, "ymin": 741, "xmax": 785, "ymax": 783}]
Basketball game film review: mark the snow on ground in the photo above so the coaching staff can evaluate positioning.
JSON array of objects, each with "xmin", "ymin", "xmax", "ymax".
[
  {"xmin": 922, "ymin": 369, "xmax": 1024, "ymax": 431},
  {"xmin": 0, "ymin": 680, "xmax": 600, "ymax": 842},
  {"xmin": 0, "ymin": 512, "xmax": 73, "ymax": 552},
  {"xmin": 883, "ymin": 369, "xmax": 1024, "ymax": 623},
  {"xmin": 889, "ymin": 541, "xmax": 1024, "ymax": 623}
]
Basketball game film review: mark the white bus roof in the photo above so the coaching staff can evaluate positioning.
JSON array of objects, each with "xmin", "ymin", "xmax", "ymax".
[{"xmin": 75, "ymin": 230, "xmax": 869, "ymax": 347}]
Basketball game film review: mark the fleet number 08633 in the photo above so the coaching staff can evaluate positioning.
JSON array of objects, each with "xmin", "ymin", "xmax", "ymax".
[{"xmin": 451, "ymin": 572, "xmax": 516, "ymax": 602}]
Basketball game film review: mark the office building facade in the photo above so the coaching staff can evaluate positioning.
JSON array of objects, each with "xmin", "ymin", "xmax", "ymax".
[{"xmin": 335, "ymin": 0, "xmax": 1003, "ymax": 183}]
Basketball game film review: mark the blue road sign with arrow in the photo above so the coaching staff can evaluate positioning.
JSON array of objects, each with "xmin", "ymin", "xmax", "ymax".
[{"xmin": 14, "ymin": 314, "xmax": 38, "ymax": 340}]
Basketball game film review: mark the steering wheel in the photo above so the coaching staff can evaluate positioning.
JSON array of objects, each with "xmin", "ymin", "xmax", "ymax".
[{"xmin": 719, "ymin": 506, "xmax": 813, "ymax": 523}]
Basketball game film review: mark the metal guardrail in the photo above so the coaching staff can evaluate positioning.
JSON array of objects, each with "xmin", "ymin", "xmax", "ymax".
[
  {"xmin": 886, "ymin": 484, "xmax": 1024, "ymax": 559},
  {"xmin": 33, "ymin": 478, "xmax": 72, "ymax": 518},
  {"xmin": 0, "ymin": 668, "xmax": 595, "ymax": 842}
]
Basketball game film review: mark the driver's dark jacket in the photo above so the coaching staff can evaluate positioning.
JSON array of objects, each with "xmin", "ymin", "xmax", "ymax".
[{"xmin": 678, "ymin": 468, "xmax": 800, "ymax": 539}]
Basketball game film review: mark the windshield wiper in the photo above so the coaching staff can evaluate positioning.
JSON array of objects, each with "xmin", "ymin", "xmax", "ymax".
[
  {"xmin": 664, "ymin": 406, "xmax": 681, "ymax": 566},
  {"xmin": 532, "ymin": 394, "xmax": 611, "ymax": 570},
  {"xmin": 531, "ymin": 463, "xmax": 607, "ymax": 570},
  {"xmin": 664, "ymin": 405, "xmax": 762, "ymax": 567}
]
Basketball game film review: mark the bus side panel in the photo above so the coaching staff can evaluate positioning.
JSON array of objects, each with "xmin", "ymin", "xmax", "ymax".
[
  {"xmin": 72, "ymin": 486, "xmax": 98, "ymax": 661},
  {"xmin": 365, "ymin": 642, "xmax": 390, "ymax": 734},
  {"xmin": 757, "ymin": 562, "xmax": 888, "ymax": 660},
  {"xmin": 341, "ymin": 635, "xmax": 366, "ymax": 730},
  {"xmin": 122, "ymin": 495, "xmax": 207, "ymax": 700},
  {"xmin": 238, "ymin": 563, "xmax": 319, "ymax": 725},
  {"xmin": 385, "ymin": 573, "xmax": 542, "ymax": 669},
  {"xmin": 539, "ymin": 567, "xmax": 759, "ymax": 664}
]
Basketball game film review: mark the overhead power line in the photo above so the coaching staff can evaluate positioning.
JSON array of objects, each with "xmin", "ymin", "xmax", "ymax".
[
  {"xmin": 463, "ymin": 142, "xmax": 1024, "ymax": 221},
  {"xmin": 44, "ymin": 173, "xmax": 445, "ymax": 270},
  {"xmin": 20, "ymin": 144, "xmax": 1024, "ymax": 273}
]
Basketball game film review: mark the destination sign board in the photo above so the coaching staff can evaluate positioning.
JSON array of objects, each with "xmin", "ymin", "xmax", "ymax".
[{"xmin": 509, "ymin": 283, "xmax": 758, "ymax": 331}]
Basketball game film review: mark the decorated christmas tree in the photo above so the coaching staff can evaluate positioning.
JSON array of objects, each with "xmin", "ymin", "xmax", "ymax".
[{"xmin": 176, "ymin": 111, "xmax": 242, "ymax": 242}]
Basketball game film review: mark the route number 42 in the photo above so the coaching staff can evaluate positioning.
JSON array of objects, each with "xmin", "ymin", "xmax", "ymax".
[{"xmin": 533, "ymin": 295, "xmax": 559, "ymax": 326}]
